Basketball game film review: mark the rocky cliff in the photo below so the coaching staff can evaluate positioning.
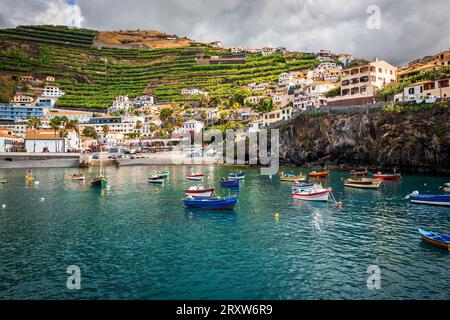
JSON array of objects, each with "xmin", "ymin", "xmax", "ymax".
[{"xmin": 278, "ymin": 106, "xmax": 450, "ymax": 173}]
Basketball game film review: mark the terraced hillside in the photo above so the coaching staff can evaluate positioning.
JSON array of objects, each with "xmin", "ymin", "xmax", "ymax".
[{"xmin": 0, "ymin": 25, "xmax": 319, "ymax": 109}]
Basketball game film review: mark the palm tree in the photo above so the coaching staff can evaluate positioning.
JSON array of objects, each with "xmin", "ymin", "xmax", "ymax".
[
  {"xmin": 49, "ymin": 117, "xmax": 61, "ymax": 152},
  {"xmin": 102, "ymin": 125, "xmax": 110, "ymax": 140},
  {"xmin": 27, "ymin": 117, "xmax": 42, "ymax": 153}
]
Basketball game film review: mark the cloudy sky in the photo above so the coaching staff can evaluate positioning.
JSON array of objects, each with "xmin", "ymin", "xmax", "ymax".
[{"xmin": 0, "ymin": 0, "xmax": 449, "ymax": 65}]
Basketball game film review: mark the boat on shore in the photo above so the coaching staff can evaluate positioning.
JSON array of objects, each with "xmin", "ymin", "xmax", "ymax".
[
  {"xmin": 228, "ymin": 172, "xmax": 245, "ymax": 180},
  {"xmin": 418, "ymin": 229, "xmax": 450, "ymax": 250},
  {"xmin": 220, "ymin": 178, "xmax": 240, "ymax": 188},
  {"xmin": 309, "ymin": 171, "xmax": 329, "ymax": 178},
  {"xmin": 292, "ymin": 185, "xmax": 332, "ymax": 202},
  {"xmin": 0, "ymin": 177, "xmax": 7, "ymax": 184},
  {"xmin": 148, "ymin": 175, "xmax": 165, "ymax": 184},
  {"xmin": 183, "ymin": 195, "xmax": 238, "ymax": 210},
  {"xmin": 280, "ymin": 172, "xmax": 307, "ymax": 182},
  {"xmin": 69, "ymin": 173, "xmax": 85, "ymax": 181},
  {"xmin": 373, "ymin": 172, "xmax": 401, "ymax": 180},
  {"xmin": 406, "ymin": 191, "xmax": 450, "ymax": 207},
  {"xmin": 351, "ymin": 169, "xmax": 368, "ymax": 177},
  {"xmin": 344, "ymin": 178, "xmax": 383, "ymax": 189},
  {"xmin": 185, "ymin": 186, "xmax": 215, "ymax": 198},
  {"xmin": 186, "ymin": 173, "xmax": 204, "ymax": 181}
]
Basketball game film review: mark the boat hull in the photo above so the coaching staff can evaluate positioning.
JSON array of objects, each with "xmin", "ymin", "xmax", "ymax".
[
  {"xmin": 148, "ymin": 179, "xmax": 164, "ymax": 184},
  {"xmin": 228, "ymin": 173, "xmax": 245, "ymax": 180},
  {"xmin": 90, "ymin": 177, "xmax": 108, "ymax": 188},
  {"xmin": 373, "ymin": 174, "xmax": 401, "ymax": 180},
  {"xmin": 183, "ymin": 196, "xmax": 238, "ymax": 210},
  {"xmin": 344, "ymin": 183, "xmax": 381, "ymax": 189},
  {"xmin": 186, "ymin": 175, "xmax": 204, "ymax": 181},
  {"xmin": 309, "ymin": 172, "xmax": 329, "ymax": 178},
  {"xmin": 185, "ymin": 188, "xmax": 215, "ymax": 198},
  {"xmin": 419, "ymin": 229, "xmax": 450, "ymax": 250},
  {"xmin": 292, "ymin": 188, "xmax": 331, "ymax": 202},
  {"xmin": 410, "ymin": 195, "xmax": 450, "ymax": 207},
  {"xmin": 220, "ymin": 180, "xmax": 240, "ymax": 188}
]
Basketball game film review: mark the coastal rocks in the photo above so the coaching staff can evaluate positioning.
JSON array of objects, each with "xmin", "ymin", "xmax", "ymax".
[{"xmin": 278, "ymin": 107, "xmax": 450, "ymax": 173}]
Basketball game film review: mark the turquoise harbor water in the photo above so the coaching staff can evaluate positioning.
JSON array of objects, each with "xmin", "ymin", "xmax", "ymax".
[{"xmin": 0, "ymin": 166, "xmax": 449, "ymax": 300}]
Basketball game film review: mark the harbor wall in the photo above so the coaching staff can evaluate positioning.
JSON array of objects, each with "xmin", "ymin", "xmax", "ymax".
[{"xmin": 0, "ymin": 153, "xmax": 81, "ymax": 169}]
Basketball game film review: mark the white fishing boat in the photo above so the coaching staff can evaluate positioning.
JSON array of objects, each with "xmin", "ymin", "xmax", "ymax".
[
  {"xmin": 186, "ymin": 173, "xmax": 204, "ymax": 181},
  {"xmin": 185, "ymin": 186, "xmax": 215, "ymax": 198},
  {"xmin": 148, "ymin": 175, "xmax": 165, "ymax": 184},
  {"xmin": 292, "ymin": 185, "xmax": 332, "ymax": 202}
]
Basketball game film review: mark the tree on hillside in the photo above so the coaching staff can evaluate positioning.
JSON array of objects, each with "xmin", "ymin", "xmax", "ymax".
[
  {"xmin": 160, "ymin": 107, "xmax": 173, "ymax": 123},
  {"xmin": 102, "ymin": 124, "xmax": 110, "ymax": 137},
  {"xmin": 233, "ymin": 88, "xmax": 251, "ymax": 105},
  {"xmin": 82, "ymin": 126, "xmax": 98, "ymax": 139}
]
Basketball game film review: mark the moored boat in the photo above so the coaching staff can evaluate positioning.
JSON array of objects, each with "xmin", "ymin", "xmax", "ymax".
[
  {"xmin": 148, "ymin": 175, "xmax": 165, "ymax": 184},
  {"xmin": 69, "ymin": 173, "xmax": 85, "ymax": 181},
  {"xmin": 280, "ymin": 172, "xmax": 307, "ymax": 182},
  {"xmin": 183, "ymin": 195, "xmax": 238, "ymax": 210},
  {"xmin": 344, "ymin": 178, "xmax": 383, "ymax": 189},
  {"xmin": 292, "ymin": 186, "xmax": 332, "ymax": 202},
  {"xmin": 373, "ymin": 172, "xmax": 401, "ymax": 180},
  {"xmin": 309, "ymin": 171, "xmax": 329, "ymax": 178},
  {"xmin": 351, "ymin": 169, "xmax": 368, "ymax": 177},
  {"xmin": 186, "ymin": 173, "xmax": 204, "ymax": 181},
  {"xmin": 228, "ymin": 172, "xmax": 245, "ymax": 180},
  {"xmin": 442, "ymin": 183, "xmax": 450, "ymax": 193},
  {"xmin": 90, "ymin": 176, "xmax": 108, "ymax": 188},
  {"xmin": 220, "ymin": 178, "xmax": 240, "ymax": 188},
  {"xmin": 0, "ymin": 177, "xmax": 7, "ymax": 184},
  {"xmin": 185, "ymin": 186, "xmax": 215, "ymax": 198},
  {"xmin": 406, "ymin": 191, "xmax": 450, "ymax": 207},
  {"xmin": 156, "ymin": 171, "xmax": 170, "ymax": 177},
  {"xmin": 418, "ymin": 229, "xmax": 450, "ymax": 250}
]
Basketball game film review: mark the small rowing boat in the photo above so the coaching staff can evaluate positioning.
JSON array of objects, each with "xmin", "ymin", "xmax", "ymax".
[
  {"xmin": 186, "ymin": 173, "xmax": 204, "ymax": 181},
  {"xmin": 228, "ymin": 172, "xmax": 245, "ymax": 180},
  {"xmin": 344, "ymin": 178, "xmax": 383, "ymax": 189},
  {"xmin": 156, "ymin": 171, "xmax": 170, "ymax": 177},
  {"xmin": 0, "ymin": 177, "xmax": 7, "ymax": 184},
  {"xmin": 350, "ymin": 169, "xmax": 368, "ymax": 177},
  {"xmin": 418, "ymin": 229, "xmax": 450, "ymax": 250},
  {"xmin": 280, "ymin": 172, "xmax": 307, "ymax": 182},
  {"xmin": 292, "ymin": 185, "xmax": 332, "ymax": 202},
  {"xmin": 309, "ymin": 171, "xmax": 329, "ymax": 178},
  {"xmin": 183, "ymin": 195, "xmax": 238, "ymax": 210},
  {"xmin": 148, "ymin": 175, "xmax": 165, "ymax": 184},
  {"xmin": 185, "ymin": 186, "xmax": 215, "ymax": 198},
  {"xmin": 373, "ymin": 172, "xmax": 401, "ymax": 180},
  {"xmin": 69, "ymin": 173, "xmax": 85, "ymax": 181},
  {"xmin": 90, "ymin": 176, "xmax": 108, "ymax": 188},
  {"xmin": 406, "ymin": 191, "xmax": 450, "ymax": 207},
  {"xmin": 220, "ymin": 178, "xmax": 240, "ymax": 188},
  {"xmin": 292, "ymin": 182, "xmax": 321, "ymax": 191}
]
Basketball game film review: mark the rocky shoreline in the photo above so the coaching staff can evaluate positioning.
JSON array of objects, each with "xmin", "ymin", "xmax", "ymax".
[{"xmin": 278, "ymin": 106, "xmax": 450, "ymax": 174}]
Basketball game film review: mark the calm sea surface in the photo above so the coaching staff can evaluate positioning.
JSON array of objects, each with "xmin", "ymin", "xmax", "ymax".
[{"xmin": 0, "ymin": 166, "xmax": 449, "ymax": 299}]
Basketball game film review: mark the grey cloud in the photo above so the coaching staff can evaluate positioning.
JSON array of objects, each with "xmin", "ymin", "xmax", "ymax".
[{"xmin": 1, "ymin": 0, "xmax": 449, "ymax": 65}]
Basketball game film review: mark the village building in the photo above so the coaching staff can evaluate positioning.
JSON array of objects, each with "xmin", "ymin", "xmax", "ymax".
[
  {"xmin": 24, "ymin": 128, "xmax": 80, "ymax": 153},
  {"xmin": 395, "ymin": 78, "xmax": 450, "ymax": 103},
  {"xmin": 45, "ymin": 109, "xmax": 93, "ymax": 123},
  {"xmin": 0, "ymin": 127, "xmax": 23, "ymax": 152},
  {"xmin": 244, "ymin": 96, "xmax": 265, "ymax": 105},
  {"xmin": 108, "ymin": 96, "xmax": 133, "ymax": 113},
  {"xmin": 11, "ymin": 94, "xmax": 35, "ymax": 105},
  {"xmin": 133, "ymin": 95, "xmax": 155, "ymax": 107}
]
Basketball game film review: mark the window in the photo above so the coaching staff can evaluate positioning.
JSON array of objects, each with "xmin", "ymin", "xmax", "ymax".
[
  {"xmin": 409, "ymin": 88, "xmax": 415, "ymax": 94},
  {"xmin": 438, "ymin": 80, "xmax": 449, "ymax": 88},
  {"xmin": 378, "ymin": 68, "xmax": 382, "ymax": 73}
]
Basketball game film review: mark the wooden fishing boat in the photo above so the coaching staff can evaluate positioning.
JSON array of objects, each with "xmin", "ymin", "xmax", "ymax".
[
  {"xmin": 280, "ymin": 172, "xmax": 307, "ymax": 182},
  {"xmin": 228, "ymin": 172, "xmax": 245, "ymax": 180},
  {"xmin": 373, "ymin": 172, "xmax": 401, "ymax": 180},
  {"xmin": 90, "ymin": 176, "xmax": 108, "ymax": 188},
  {"xmin": 292, "ymin": 186, "xmax": 332, "ymax": 202},
  {"xmin": 350, "ymin": 169, "xmax": 368, "ymax": 177},
  {"xmin": 0, "ymin": 177, "xmax": 7, "ymax": 184},
  {"xmin": 309, "ymin": 171, "xmax": 329, "ymax": 178},
  {"xmin": 185, "ymin": 186, "xmax": 215, "ymax": 198},
  {"xmin": 186, "ymin": 173, "xmax": 204, "ymax": 181},
  {"xmin": 344, "ymin": 178, "xmax": 383, "ymax": 189},
  {"xmin": 406, "ymin": 191, "xmax": 450, "ymax": 207},
  {"xmin": 148, "ymin": 175, "xmax": 165, "ymax": 184},
  {"xmin": 292, "ymin": 182, "xmax": 321, "ymax": 191},
  {"xmin": 183, "ymin": 195, "xmax": 238, "ymax": 210},
  {"xmin": 220, "ymin": 178, "xmax": 240, "ymax": 188},
  {"xmin": 69, "ymin": 173, "xmax": 85, "ymax": 181},
  {"xmin": 418, "ymin": 229, "xmax": 450, "ymax": 250}
]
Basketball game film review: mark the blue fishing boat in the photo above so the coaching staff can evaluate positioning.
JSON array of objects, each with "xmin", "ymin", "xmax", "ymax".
[
  {"xmin": 228, "ymin": 172, "xmax": 245, "ymax": 180},
  {"xmin": 220, "ymin": 178, "xmax": 240, "ymax": 188},
  {"xmin": 406, "ymin": 191, "xmax": 450, "ymax": 207},
  {"xmin": 418, "ymin": 229, "xmax": 450, "ymax": 250},
  {"xmin": 183, "ymin": 196, "xmax": 238, "ymax": 210}
]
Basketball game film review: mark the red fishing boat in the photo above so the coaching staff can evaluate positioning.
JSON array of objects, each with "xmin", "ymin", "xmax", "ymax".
[
  {"xmin": 309, "ymin": 171, "xmax": 329, "ymax": 178},
  {"xmin": 373, "ymin": 172, "xmax": 401, "ymax": 180},
  {"xmin": 185, "ymin": 186, "xmax": 215, "ymax": 198},
  {"xmin": 186, "ymin": 173, "xmax": 204, "ymax": 181}
]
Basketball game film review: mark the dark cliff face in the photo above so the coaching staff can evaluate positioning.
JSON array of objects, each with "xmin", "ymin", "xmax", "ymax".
[{"xmin": 279, "ymin": 107, "xmax": 450, "ymax": 173}]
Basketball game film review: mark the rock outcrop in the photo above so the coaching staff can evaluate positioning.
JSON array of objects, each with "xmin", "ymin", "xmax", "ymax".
[{"xmin": 278, "ymin": 107, "xmax": 450, "ymax": 173}]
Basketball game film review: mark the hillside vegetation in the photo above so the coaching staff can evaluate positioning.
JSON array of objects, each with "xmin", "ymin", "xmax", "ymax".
[{"xmin": 0, "ymin": 25, "xmax": 319, "ymax": 110}]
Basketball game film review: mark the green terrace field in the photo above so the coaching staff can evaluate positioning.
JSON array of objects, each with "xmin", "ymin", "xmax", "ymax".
[{"xmin": 0, "ymin": 25, "xmax": 319, "ymax": 109}]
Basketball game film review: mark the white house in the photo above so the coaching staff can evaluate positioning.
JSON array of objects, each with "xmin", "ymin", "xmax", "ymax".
[
  {"xmin": 181, "ymin": 120, "xmax": 204, "ymax": 135},
  {"xmin": 24, "ymin": 129, "xmax": 79, "ymax": 153},
  {"xmin": 0, "ymin": 129, "xmax": 22, "ymax": 152},
  {"xmin": 109, "ymin": 96, "xmax": 133, "ymax": 113},
  {"xmin": 133, "ymin": 95, "xmax": 155, "ymax": 107},
  {"xmin": 293, "ymin": 95, "xmax": 327, "ymax": 111},
  {"xmin": 41, "ymin": 86, "xmax": 64, "ymax": 97},
  {"xmin": 11, "ymin": 95, "xmax": 35, "ymax": 105},
  {"xmin": 304, "ymin": 81, "xmax": 339, "ymax": 96},
  {"xmin": 180, "ymin": 88, "xmax": 208, "ymax": 96},
  {"xmin": 45, "ymin": 109, "xmax": 93, "ymax": 123}
]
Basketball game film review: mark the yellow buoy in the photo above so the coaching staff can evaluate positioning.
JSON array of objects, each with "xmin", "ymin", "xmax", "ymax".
[
  {"xmin": 337, "ymin": 201, "xmax": 343, "ymax": 208},
  {"xmin": 275, "ymin": 213, "xmax": 280, "ymax": 220}
]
